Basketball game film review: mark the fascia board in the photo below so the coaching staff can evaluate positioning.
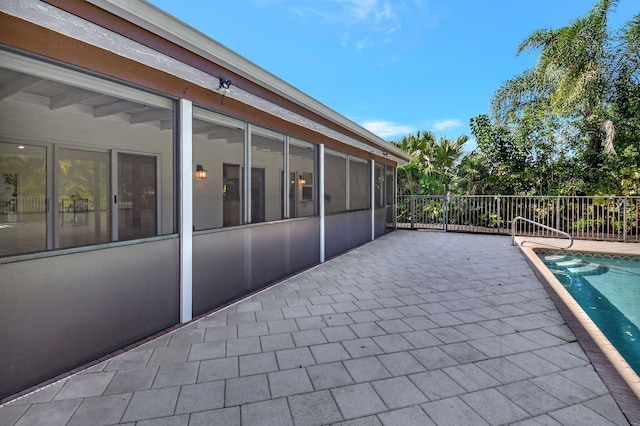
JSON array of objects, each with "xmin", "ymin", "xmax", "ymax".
[{"xmin": 87, "ymin": 0, "xmax": 411, "ymax": 164}]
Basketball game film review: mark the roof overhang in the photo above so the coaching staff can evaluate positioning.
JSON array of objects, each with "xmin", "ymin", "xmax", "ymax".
[{"xmin": 86, "ymin": 0, "xmax": 411, "ymax": 165}]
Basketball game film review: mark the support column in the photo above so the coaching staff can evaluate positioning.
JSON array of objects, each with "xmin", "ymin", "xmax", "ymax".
[
  {"xmin": 244, "ymin": 123, "xmax": 251, "ymax": 224},
  {"xmin": 179, "ymin": 99, "xmax": 193, "ymax": 323},
  {"xmin": 319, "ymin": 143, "xmax": 325, "ymax": 263},
  {"xmin": 393, "ymin": 167, "xmax": 398, "ymax": 230},
  {"xmin": 284, "ymin": 136, "xmax": 290, "ymax": 219},
  {"xmin": 371, "ymin": 159, "xmax": 375, "ymax": 241}
]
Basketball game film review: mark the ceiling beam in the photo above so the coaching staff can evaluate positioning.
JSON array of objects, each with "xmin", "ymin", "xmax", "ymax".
[
  {"xmin": 129, "ymin": 108, "xmax": 173, "ymax": 124},
  {"xmin": 160, "ymin": 119, "xmax": 174, "ymax": 130},
  {"xmin": 93, "ymin": 100, "xmax": 142, "ymax": 117},
  {"xmin": 50, "ymin": 88, "xmax": 104, "ymax": 110},
  {"xmin": 192, "ymin": 124, "xmax": 220, "ymax": 135},
  {"xmin": 0, "ymin": 74, "xmax": 41, "ymax": 100}
]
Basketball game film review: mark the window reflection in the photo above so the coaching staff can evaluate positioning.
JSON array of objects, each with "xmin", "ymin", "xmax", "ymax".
[
  {"xmin": 374, "ymin": 163, "xmax": 384, "ymax": 208},
  {"xmin": 58, "ymin": 148, "xmax": 110, "ymax": 248},
  {"xmin": 0, "ymin": 60, "xmax": 174, "ymax": 257},
  {"xmin": 251, "ymin": 128, "xmax": 284, "ymax": 223},
  {"xmin": 385, "ymin": 165, "xmax": 395, "ymax": 206},
  {"xmin": 0, "ymin": 142, "xmax": 47, "ymax": 256},
  {"xmin": 118, "ymin": 153, "xmax": 157, "ymax": 241},
  {"xmin": 192, "ymin": 109, "xmax": 245, "ymax": 230},
  {"xmin": 223, "ymin": 163, "xmax": 243, "ymax": 227},
  {"xmin": 349, "ymin": 158, "xmax": 370, "ymax": 211},
  {"xmin": 289, "ymin": 140, "xmax": 316, "ymax": 218},
  {"xmin": 324, "ymin": 151, "xmax": 347, "ymax": 214}
]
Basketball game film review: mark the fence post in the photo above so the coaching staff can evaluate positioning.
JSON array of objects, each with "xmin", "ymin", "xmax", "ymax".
[
  {"xmin": 497, "ymin": 196, "xmax": 501, "ymax": 233},
  {"xmin": 444, "ymin": 195, "xmax": 449, "ymax": 232},
  {"xmin": 623, "ymin": 197, "xmax": 627, "ymax": 243},
  {"xmin": 410, "ymin": 195, "xmax": 415, "ymax": 230},
  {"xmin": 556, "ymin": 197, "xmax": 560, "ymax": 231}
]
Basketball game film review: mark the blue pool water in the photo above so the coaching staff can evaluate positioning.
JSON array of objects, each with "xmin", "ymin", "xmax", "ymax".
[{"xmin": 539, "ymin": 252, "xmax": 640, "ymax": 376}]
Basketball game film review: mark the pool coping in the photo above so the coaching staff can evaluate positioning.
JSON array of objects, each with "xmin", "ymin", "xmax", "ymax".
[{"xmin": 515, "ymin": 237, "xmax": 640, "ymax": 422}]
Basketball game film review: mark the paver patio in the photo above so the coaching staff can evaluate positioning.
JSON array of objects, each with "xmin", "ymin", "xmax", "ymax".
[{"xmin": 1, "ymin": 231, "xmax": 638, "ymax": 425}]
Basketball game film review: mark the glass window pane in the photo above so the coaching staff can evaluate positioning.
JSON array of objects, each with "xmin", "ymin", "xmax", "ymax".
[
  {"xmin": 223, "ymin": 163, "xmax": 243, "ymax": 227},
  {"xmin": 0, "ymin": 142, "xmax": 46, "ymax": 256},
  {"xmin": 325, "ymin": 151, "xmax": 347, "ymax": 214},
  {"xmin": 251, "ymin": 128, "xmax": 284, "ymax": 223},
  {"xmin": 1, "ymin": 60, "xmax": 174, "ymax": 252},
  {"xmin": 192, "ymin": 110, "xmax": 245, "ymax": 230},
  {"xmin": 289, "ymin": 140, "xmax": 317, "ymax": 218},
  {"xmin": 58, "ymin": 148, "xmax": 110, "ymax": 248},
  {"xmin": 118, "ymin": 153, "xmax": 156, "ymax": 240},
  {"xmin": 375, "ymin": 163, "xmax": 384, "ymax": 208},
  {"xmin": 349, "ymin": 158, "xmax": 370, "ymax": 211},
  {"xmin": 385, "ymin": 165, "xmax": 395, "ymax": 206}
]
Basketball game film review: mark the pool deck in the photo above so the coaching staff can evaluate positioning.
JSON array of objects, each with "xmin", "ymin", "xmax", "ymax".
[
  {"xmin": 2, "ymin": 231, "xmax": 639, "ymax": 425},
  {"xmin": 515, "ymin": 236, "xmax": 640, "ymax": 424}
]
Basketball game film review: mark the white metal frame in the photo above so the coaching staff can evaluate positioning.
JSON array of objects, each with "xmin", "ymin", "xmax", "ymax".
[
  {"xmin": 179, "ymin": 99, "xmax": 193, "ymax": 323},
  {"xmin": 319, "ymin": 144, "xmax": 325, "ymax": 262}
]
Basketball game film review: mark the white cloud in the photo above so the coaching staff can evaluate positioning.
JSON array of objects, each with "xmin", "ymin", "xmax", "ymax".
[
  {"xmin": 284, "ymin": 0, "xmax": 406, "ymax": 50},
  {"xmin": 432, "ymin": 119, "xmax": 463, "ymax": 131},
  {"xmin": 361, "ymin": 120, "xmax": 414, "ymax": 138},
  {"xmin": 345, "ymin": 0, "xmax": 378, "ymax": 20},
  {"xmin": 355, "ymin": 38, "xmax": 372, "ymax": 50},
  {"xmin": 374, "ymin": 1, "xmax": 393, "ymax": 21}
]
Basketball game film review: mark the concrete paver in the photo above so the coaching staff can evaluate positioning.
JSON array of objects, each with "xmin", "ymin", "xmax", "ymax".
[{"xmin": 1, "ymin": 231, "xmax": 638, "ymax": 425}]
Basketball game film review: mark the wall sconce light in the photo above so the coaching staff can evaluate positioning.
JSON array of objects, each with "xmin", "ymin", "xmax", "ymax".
[
  {"xmin": 196, "ymin": 164, "xmax": 208, "ymax": 180},
  {"xmin": 299, "ymin": 175, "xmax": 306, "ymax": 185},
  {"xmin": 218, "ymin": 77, "xmax": 232, "ymax": 92}
]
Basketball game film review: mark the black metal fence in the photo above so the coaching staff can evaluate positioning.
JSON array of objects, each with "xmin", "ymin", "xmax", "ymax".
[{"xmin": 397, "ymin": 195, "xmax": 640, "ymax": 243}]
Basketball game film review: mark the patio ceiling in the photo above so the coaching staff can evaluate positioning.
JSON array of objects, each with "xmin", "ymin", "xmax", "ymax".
[{"xmin": 0, "ymin": 68, "xmax": 172, "ymax": 130}]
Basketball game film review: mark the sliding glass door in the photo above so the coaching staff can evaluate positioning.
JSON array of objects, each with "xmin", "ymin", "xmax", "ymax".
[{"xmin": 57, "ymin": 149, "xmax": 158, "ymax": 246}]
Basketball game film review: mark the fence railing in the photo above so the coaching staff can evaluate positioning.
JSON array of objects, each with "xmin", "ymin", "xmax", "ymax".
[
  {"xmin": 0, "ymin": 196, "xmax": 47, "ymax": 214},
  {"xmin": 397, "ymin": 195, "xmax": 640, "ymax": 243}
]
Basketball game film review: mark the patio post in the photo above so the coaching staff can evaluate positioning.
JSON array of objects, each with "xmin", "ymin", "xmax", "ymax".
[
  {"xmin": 179, "ymin": 98, "xmax": 193, "ymax": 323},
  {"xmin": 319, "ymin": 143, "xmax": 325, "ymax": 262},
  {"xmin": 371, "ymin": 159, "xmax": 375, "ymax": 240}
]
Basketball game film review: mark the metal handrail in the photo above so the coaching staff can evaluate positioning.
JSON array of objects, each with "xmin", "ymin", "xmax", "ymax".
[{"xmin": 511, "ymin": 216, "xmax": 573, "ymax": 249}]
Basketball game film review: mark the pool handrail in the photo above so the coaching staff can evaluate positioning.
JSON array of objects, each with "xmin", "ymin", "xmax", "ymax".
[{"xmin": 511, "ymin": 216, "xmax": 574, "ymax": 249}]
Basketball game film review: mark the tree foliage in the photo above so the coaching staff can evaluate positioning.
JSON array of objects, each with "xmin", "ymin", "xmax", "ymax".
[
  {"xmin": 393, "ymin": 0, "xmax": 638, "ymax": 197},
  {"xmin": 392, "ymin": 131, "xmax": 467, "ymax": 195},
  {"xmin": 473, "ymin": 0, "xmax": 639, "ymax": 196}
]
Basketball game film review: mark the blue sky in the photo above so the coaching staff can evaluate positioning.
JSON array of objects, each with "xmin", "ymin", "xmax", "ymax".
[{"xmin": 148, "ymin": 0, "xmax": 637, "ymax": 150}]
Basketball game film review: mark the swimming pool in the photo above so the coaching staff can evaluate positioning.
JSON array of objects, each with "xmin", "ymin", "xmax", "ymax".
[{"xmin": 538, "ymin": 251, "xmax": 640, "ymax": 376}]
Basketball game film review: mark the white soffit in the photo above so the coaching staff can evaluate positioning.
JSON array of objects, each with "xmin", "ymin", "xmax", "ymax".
[{"xmin": 1, "ymin": 0, "xmax": 410, "ymax": 163}]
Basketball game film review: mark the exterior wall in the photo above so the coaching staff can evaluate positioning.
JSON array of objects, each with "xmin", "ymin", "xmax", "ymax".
[
  {"xmin": 0, "ymin": 0, "xmax": 406, "ymax": 400},
  {"xmin": 375, "ymin": 207, "xmax": 387, "ymax": 237},
  {"xmin": 193, "ymin": 217, "xmax": 320, "ymax": 315},
  {"xmin": 0, "ymin": 238, "xmax": 180, "ymax": 398},
  {"xmin": 325, "ymin": 210, "xmax": 373, "ymax": 259}
]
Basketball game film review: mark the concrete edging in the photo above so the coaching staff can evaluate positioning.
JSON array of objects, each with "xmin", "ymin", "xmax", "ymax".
[{"xmin": 515, "ymin": 237, "xmax": 640, "ymax": 402}]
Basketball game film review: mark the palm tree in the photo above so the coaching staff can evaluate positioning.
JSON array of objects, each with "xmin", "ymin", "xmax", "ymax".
[
  {"xmin": 393, "ymin": 132, "xmax": 468, "ymax": 196},
  {"xmin": 393, "ymin": 131, "xmax": 437, "ymax": 195},
  {"xmin": 454, "ymin": 151, "xmax": 493, "ymax": 195},
  {"xmin": 431, "ymin": 135, "xmax": 468, "ymax": 194},
  {"xmin": 492, "ymin": 0, "xmax": 626, "ymax": 154}
]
